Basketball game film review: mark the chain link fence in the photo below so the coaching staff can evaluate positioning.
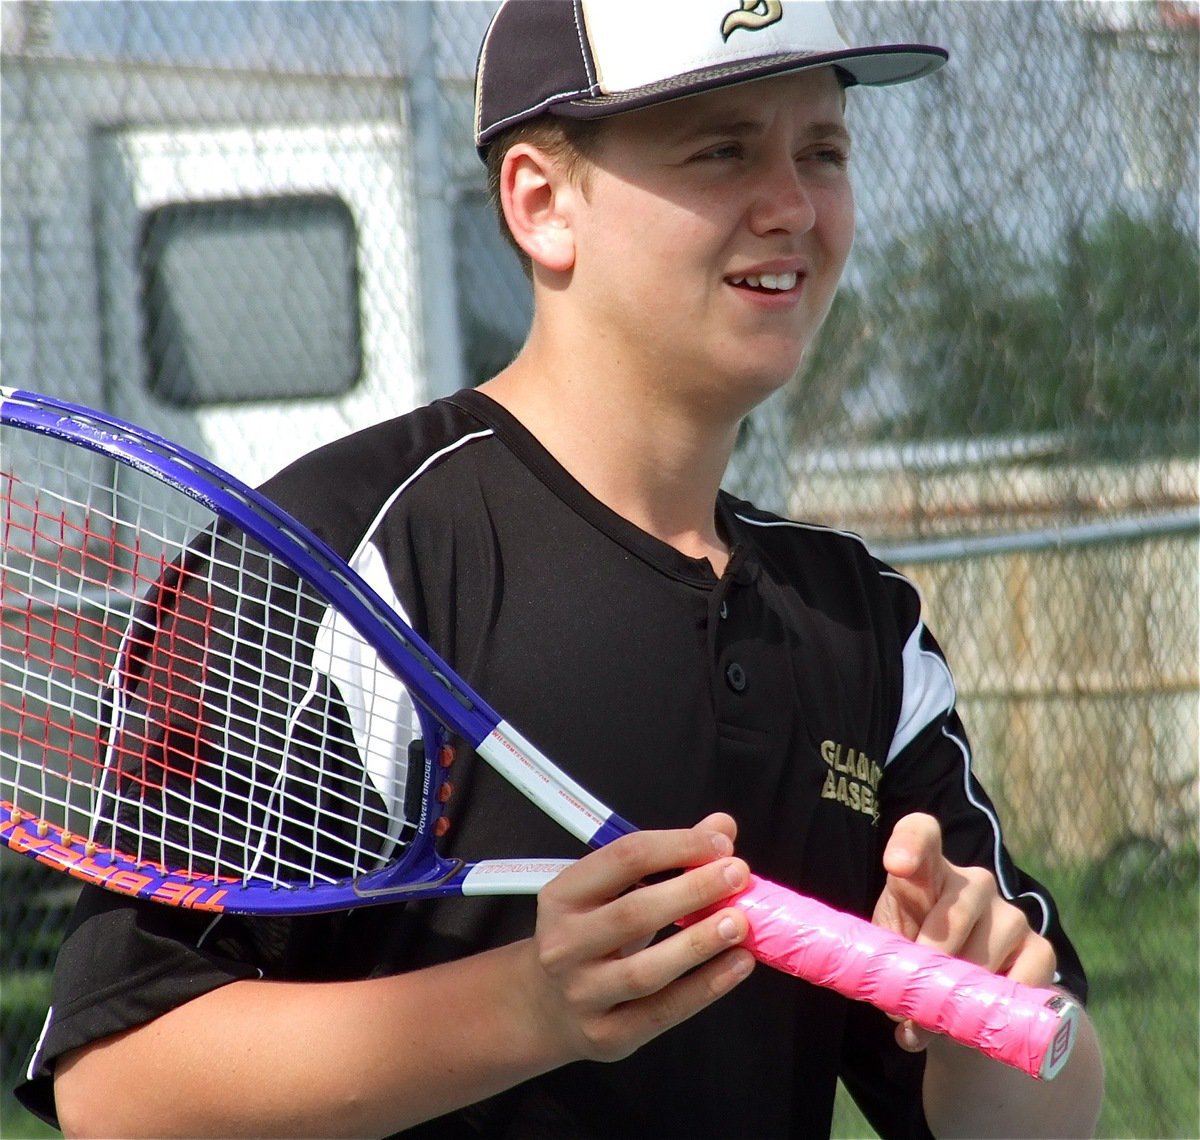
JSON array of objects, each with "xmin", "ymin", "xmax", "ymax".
[{"xmin": 2, "ymin": 2, "xmax": 1196, "ymax": 1136}]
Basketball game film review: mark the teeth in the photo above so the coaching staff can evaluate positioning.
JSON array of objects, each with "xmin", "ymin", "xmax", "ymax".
[{"xmin": 731, "ymin": 272, "xmax": 798, "ymax": 291}]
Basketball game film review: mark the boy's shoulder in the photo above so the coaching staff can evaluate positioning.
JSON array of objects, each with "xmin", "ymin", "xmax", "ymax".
[
  {"xmin": 721, "ymin": 492, "xmax": 881, "ymax": 566},
  {"xmin": 720, "ymin": 491, "xmax": 922, "ymax": 629},
  {"xmin": 256, "ymin": 395, "xmax": 498, "ymax": 541}
]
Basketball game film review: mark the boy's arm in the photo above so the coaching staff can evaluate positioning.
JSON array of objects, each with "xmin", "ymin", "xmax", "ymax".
[
  {"xmin": 53, "ymin": 818, "xmax": 755, "ymax": 1139},
  {"xmin": 922, "ymin": 1015, "xmax": 1104, "ymax": 1139}
]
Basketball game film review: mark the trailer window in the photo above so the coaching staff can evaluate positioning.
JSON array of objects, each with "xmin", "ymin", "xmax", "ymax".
[
  {"xmin": 139, "ymin": 195, "xmax": 362, "ymax": 407},
  {"xmin": 452, "ymin": 190, "xmax": 533, "ymax": 389}
]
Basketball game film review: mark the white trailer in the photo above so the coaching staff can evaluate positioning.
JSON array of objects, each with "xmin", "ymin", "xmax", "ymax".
[{"xmin": 0, "ymin": 0, "xmax": 497, "ymax": 484}]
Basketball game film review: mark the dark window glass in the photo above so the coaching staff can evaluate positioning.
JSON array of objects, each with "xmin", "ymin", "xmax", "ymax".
[{"xmin": 140, "ymin": 195, "xmax": 362, "ymax": 407}]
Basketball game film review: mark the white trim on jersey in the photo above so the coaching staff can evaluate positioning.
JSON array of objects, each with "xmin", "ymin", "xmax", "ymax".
[
  {"xmin": 312, "ymin": 540, "xmax": 424, "ymax": 855},
  {"xmin": 887, "ymin": 618, "xmax": 956, "ymax": 765},
  {"xmin": 299, "ymin": 427, "xmax": 498, "ymax": 860},
  {"xmin": 352, "ymin": 427, "xmax": 495, "ymax": 568},
  {"xmin": 25, "ymin": 1006, "xmax": 54, "ymax": 1083},
  {"xmin": 938, "ymin": 720, "xmax": 1054, "ymax": 936}
]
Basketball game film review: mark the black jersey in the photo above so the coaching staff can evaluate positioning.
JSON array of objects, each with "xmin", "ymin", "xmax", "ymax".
[{"xmin": 17, "ymin": 390, "xmax": 1086, "ymax": 1138}]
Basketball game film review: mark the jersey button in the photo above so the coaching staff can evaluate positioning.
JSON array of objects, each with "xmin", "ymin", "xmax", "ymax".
[{"xmin": 725, "ymin": 662, "xmax": 747, "ymax": 693}]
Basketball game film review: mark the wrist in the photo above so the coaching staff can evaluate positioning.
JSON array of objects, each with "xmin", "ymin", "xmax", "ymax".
[{"xmin": 489, "ymin": 937, "xmax": 586, "ymax": 1075}]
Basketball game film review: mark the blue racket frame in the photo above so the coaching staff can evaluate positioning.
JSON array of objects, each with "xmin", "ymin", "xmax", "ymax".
[{"xmin": 1, "ymin": 387, "xmax": 632, "ymax": 914}]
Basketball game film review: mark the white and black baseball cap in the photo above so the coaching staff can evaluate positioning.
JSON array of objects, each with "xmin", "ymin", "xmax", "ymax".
[{"xmin": 474, "ymin": 0, "xmax": 948, "ymax": 156}]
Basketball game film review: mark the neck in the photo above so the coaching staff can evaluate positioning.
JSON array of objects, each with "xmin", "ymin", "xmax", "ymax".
[{"xmin": 480, "ymin": 347, "xmax": 740, "ymax": 576}]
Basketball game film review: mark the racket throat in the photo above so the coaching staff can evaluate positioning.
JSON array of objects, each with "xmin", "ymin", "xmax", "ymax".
[{"xmin": 351, "ymin": 857, "xmax": 573, "ymax": 901}]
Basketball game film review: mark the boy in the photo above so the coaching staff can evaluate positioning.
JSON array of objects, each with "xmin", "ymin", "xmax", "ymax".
[{"xmin": 25, "ymin": 3, "xmax": 1103, "ymax": 1135}]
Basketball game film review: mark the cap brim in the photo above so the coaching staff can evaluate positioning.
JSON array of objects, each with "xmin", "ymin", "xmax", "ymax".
[{"xmin": 551, "ymin": 44, "xmax": 948, "ymax": 120}]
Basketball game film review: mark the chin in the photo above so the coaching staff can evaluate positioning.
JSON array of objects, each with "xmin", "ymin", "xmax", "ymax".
[
  {"xmin": 682, "ymin": 343, "xmax": 808, "ymax": 420},
  {"xmin": 736, "ymin": 353, "xmax": 807, "ymax": 398},
  {"xmin": 705, "ymin": 368, "xmax": 799, "ymax": 424}
]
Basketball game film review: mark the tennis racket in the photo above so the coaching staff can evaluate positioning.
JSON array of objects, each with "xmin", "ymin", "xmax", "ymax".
[{"xmin": 0, "ymin": 387, "xmax": 1079, "ymax": 1080}]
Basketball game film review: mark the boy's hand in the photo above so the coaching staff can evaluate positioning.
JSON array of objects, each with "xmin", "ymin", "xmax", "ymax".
[
  {"xmin": 525, "ymin": 813, "xmax": 756, "ymax": 1063},
  {"xmin": 872, "ymin": 813, "xmax": 1058, "ymax": 1053}
]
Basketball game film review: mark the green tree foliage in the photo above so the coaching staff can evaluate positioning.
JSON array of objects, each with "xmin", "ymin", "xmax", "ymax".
[
  {"xmin": 1055, "ymin": 209, "xmax": 1200, "ymax": 453},
  {"xmin": 816, "ymin": 208, "xmax": 1198, "ymax": 454},
  {"xmin": 788, "ymin": 288, "xmax": 880, "ymax": 438}
]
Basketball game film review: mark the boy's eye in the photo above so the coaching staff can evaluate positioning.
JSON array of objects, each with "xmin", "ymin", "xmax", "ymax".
[
  {"xmin": 696, "ymin": 142, "xmax": 743, "ymax": 161},
  {"xmin": 806, "ymin": 146, "xmax": 850, "ymax": 169}
]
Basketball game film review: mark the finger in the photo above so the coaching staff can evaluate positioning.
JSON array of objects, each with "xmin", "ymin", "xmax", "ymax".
[
  {"xmin": 695, "ymin": 811, "xmax": 739, "ymax": 845},
  {"xmin": 873, "ymin": 813, "xmax": 946, "ymax": 939},
  {"xmin": 604, "ymin": 904, "xmax": 753, "ymax": 1004},
  {"xmin": 882, "ymin": 812, "xmax": 944, "ymax": 884},
  {"xmin": 575, "ymin": 942, "xmax": 757, "ymax": 1062},
  {"xmin": 554, "ymin": 856, "xmax": 751, "ymax": 964},
  {"xmin": 614, "ymin": 855, "xmax": 750, "ymax": 935},
  {"xmin": 630, "ymin": 941, "xmax": 756, "ymax": 1031},
  {"xmin": 997, "ymin": 928, "xmax": 1058, "ymax": 988},
  {"xmin": 537, "ymin": 848, "xmax": 749, "ymax": 974},
  {"xmin": 545, "ymin": 824, "xmax": 735, "ymax": 913},
  {"xmin": 895, "ymin": 1018, "xmax": 932, "ymax": 1054},
  {"xmin": 909, "ymin": 863, "xmax": 994, "ymax": 956},
  {"xmin": 942, "ymin": 881, "xmax": 1037, "ymax": 972},
  {"xmin": 915, "ymin": 868, "xmax": 1040, "ymax": 972},
  {"xmin": 892, "ymin": 925, "xmax": 1058, "ymax": 1055},
  {"xmin": 538, "ymin": 902, "xmax": 753, "ymax": 1061}
]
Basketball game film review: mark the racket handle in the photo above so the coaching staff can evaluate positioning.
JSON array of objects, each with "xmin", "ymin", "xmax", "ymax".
[{"xmin": 728, "ymin": 875, "xmax": 1080, "ymax": 1080}]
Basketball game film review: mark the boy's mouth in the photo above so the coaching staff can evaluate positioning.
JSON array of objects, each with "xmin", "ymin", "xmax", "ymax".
[{"xmin": 726, "ymin": 271, "xmax": 799, "ymax": 293}]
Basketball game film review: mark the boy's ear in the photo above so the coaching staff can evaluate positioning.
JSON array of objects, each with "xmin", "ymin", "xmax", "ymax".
[{"xmin": 500, "ymin": 143, "xmax": 577, "ymax": 274}]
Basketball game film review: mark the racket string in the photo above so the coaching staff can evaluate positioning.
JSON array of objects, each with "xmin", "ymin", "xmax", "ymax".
[{"xmin": 4, "ymin": 430, "xmax": 431, "ymax": 891}]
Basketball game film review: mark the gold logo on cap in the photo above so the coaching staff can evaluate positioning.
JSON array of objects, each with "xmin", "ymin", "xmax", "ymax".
[{"xmin": 721, "ymin": 0, "xmax": 784, "ymax": 41}]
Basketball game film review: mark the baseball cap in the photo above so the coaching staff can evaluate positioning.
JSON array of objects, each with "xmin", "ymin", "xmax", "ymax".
[{"xmin": 474, "ymin": 0, "xmax": 948, "ymax": 156}]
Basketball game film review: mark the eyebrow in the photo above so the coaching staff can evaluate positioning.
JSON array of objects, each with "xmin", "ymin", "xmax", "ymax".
[{"xmin": 675, "ymin": 118, "xmax": 852, "ymax": 147}]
